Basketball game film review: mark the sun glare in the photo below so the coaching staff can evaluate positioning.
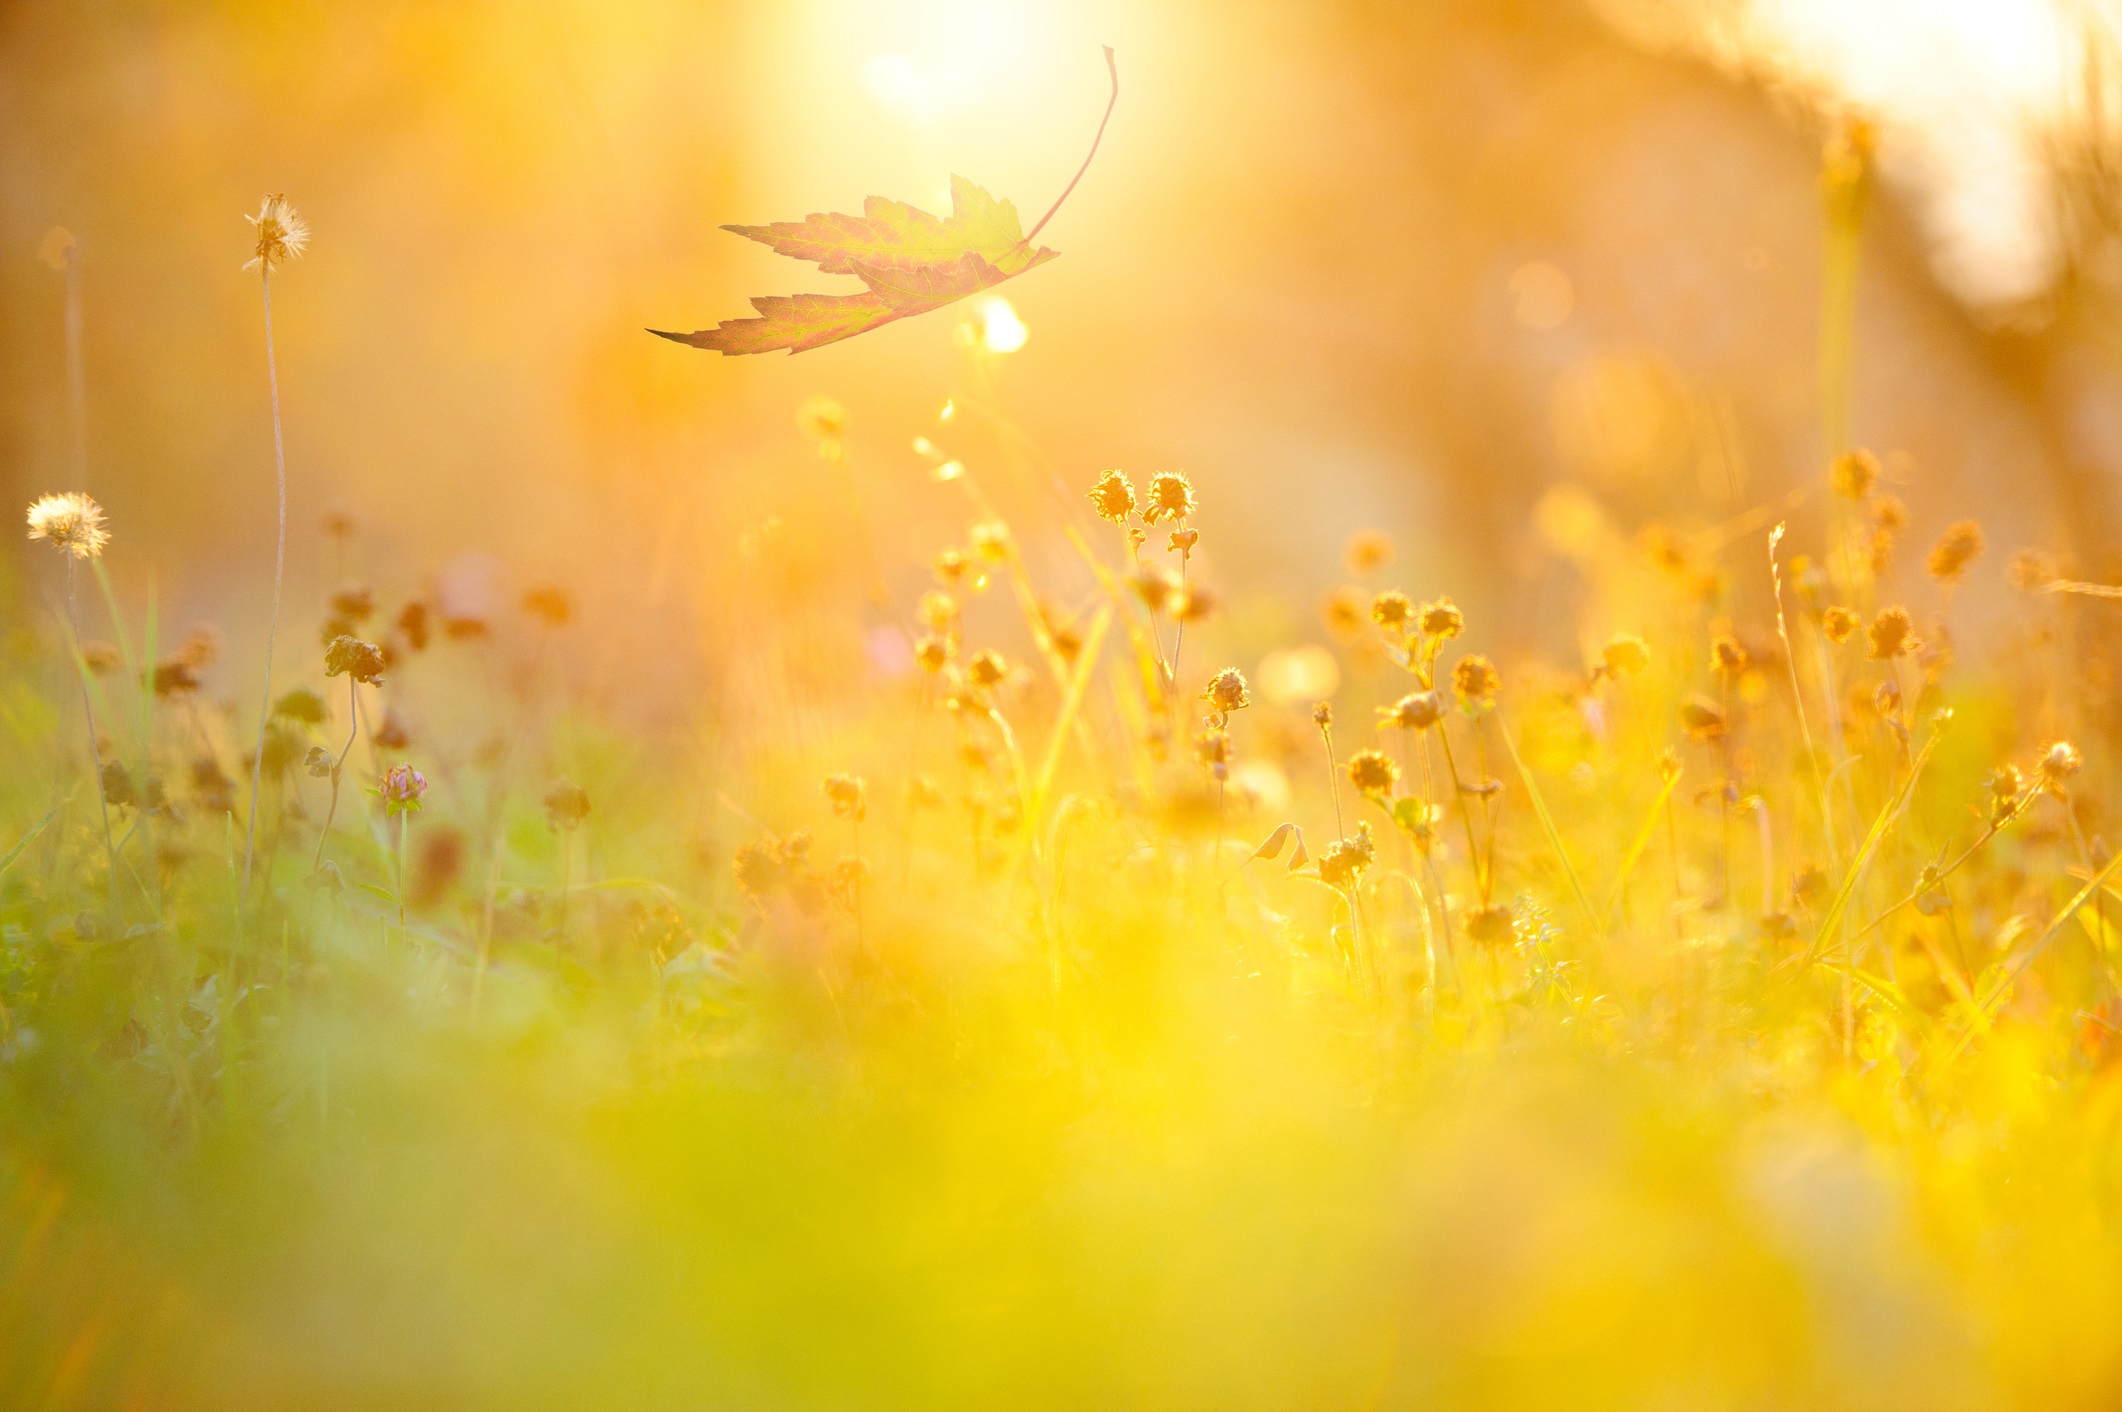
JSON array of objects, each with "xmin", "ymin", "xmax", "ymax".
[{"xmin": 975, "ymin": 295, "xmax": 1028, "ymax": 352}]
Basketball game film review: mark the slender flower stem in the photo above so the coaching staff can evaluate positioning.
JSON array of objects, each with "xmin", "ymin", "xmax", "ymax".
[
  {"xmin": 312, "ymin": 677, "xmax": 361, "ymax": 873},
  {"xmin": 68, "ymin": 562, "xmax": 119, "ymax": 914},
  {"xmin": 241, "ymin": 268, "xmax": 291, "ymax": 920}
]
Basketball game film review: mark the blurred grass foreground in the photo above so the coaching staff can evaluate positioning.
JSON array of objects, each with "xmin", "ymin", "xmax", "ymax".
[{"xmin": 9, "ymin": 1, "xmax": 2122, "ymax": 1408}]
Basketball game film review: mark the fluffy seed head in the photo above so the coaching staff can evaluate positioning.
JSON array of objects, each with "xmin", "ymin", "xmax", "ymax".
[
  {"xmin": 2040, "ymin": 741, "xmax": 2083, "ymax": 784},
  {"xmin": 1379, "ymin": 690, "xmax": 1444, "ymax": 731},
  {"xmin": 26, "ymin": 492, "xmax": 109, "ymax": 559},
  {"xmin": 243, "ymin": 194, "xmax": 309, "ymax": 272},
  {"xmin": 1821, "ymin": 606, "xmax": 1859, "ymax": 645}
]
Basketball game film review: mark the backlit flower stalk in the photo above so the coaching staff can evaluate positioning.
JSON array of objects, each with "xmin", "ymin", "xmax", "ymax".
[
  {"xmin": 239, "ymin": 195, "xmax": 310, "ymax": 918},
  {"xmin": 28, "ymin": 492, "xmax": 118, "ymax": 909}
]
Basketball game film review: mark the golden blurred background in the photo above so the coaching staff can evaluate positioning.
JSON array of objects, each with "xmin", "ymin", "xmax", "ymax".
[{"xmin": 5, "ymin": 0, "xmax": 2121, "ymax": 716}]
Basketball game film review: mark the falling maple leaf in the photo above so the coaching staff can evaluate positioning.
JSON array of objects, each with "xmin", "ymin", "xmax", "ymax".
[{"xmin": 652, "ymin": 47, "xmax": 1117, "ymax": 356}]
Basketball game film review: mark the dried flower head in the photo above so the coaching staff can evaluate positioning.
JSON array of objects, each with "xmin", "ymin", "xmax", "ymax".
[
  {"xmin": 1821, "ymin": 606, "xmax": 1859, "ymax": 645},
  {"xmin": 1418, "ymin": 598, "xmax": 1464, "ymax": 640},
  {"xmin": 396, "ymin": 598, "xmax": 431, "ymax": 652},
  {"xmin": 1346, "ymin": 749, "xmax": 1399, "ymax": 797},
  {"xmin": 1202, "ymin": 668, "xmax": 1251, "ymax": 715},
  {"xmin": 1317, "ymin": 823, "xmax": 1375, "ymax": 889},
  {"xmin": 1601, "ymin": 634, "xmax": 1649, "ymax": 677},
  {"xmin": 323, "ymin": 634, "xmax": 387, "ymax": 684},
  {"xmin": 1130, "ymin": 564, "xmax": 1181, "ymax": 615},
  {"xmin": 274, "ymin": 687, "xmax": 327, "ymax": 724},
  {"xmin": 966, "ymin": 650, "xmax": 1008, "ymax": 690},
  {"xmin": 1312, "ymin": 702, "xmax": 1334, "ymax": 728},
  {"xmin": 304, "ymin": 746, "xmax": 333, "ymax": 779},
  {"xmin": 1869, "ymin": 495, "xmax": 1909, "ymax": 535},
  {"xmin": 1710, "ymin": 634, "xmax": 1749, "ymax": 676},
  {"xmin": 822, "ymin": 774, "xmax": 867, "ymax": 822},
  {"xmin": 733, "ymin": 839, "xmax": 786, "ymax": 900},
  {"xmin": 101, "ymin": 761, "xmax": 134, "ymax": 810},
  {"xmin": 26, "ymin": 492, "xmax": 109, "ymax": 559},
  {"xmin": 80, "ymin": 641, "xmax": 122, "ymax": 676},
  {"xmin": 1926, "ymin": 520, "xmax": 1985, "ymax": 583},
  {"xmin": 2007, "ymin": 549, "xmax": 2057, "ymax": 593},
  {"xmin": 153, "ymin": 658, "xmax": 202, "ymax": 697},
  {"xmin": 2041, "ymin": 741, "xmax": 2083, "ymax": 785},
  {"xmin": 1378, "ymin": 690, "xmax": 1444, "ymax": 731},
  {"xmin": 969, "ymin": 522, "xmax": 1011, "ymax": 561},
  {"xmin": 1464, "ymin": 902, "xmax": 1516, "ymax": 947},
  {"xmin": 1168, "ymin": 527, "xmax": 1199, "ymax": 555},
  {"xmin": 544, "ymin": 779, "xmax": 591, "ymax": 831},
  {"xmin": 1370, "ymin": 591, "xmax": 1413, "ymax": 633},
  {"xmin": 1679, "ymin": 695, "xmax": 1728, "ymax": 741},
  {"xmin": 1087, "ymin": 470, "xmax": 1137, "ymax": 523},
  {"xmin": 523, "ymin": 585, "xmax": 574, "ymax": 627},
  {"xmin": 328, "ymin": 587, "xmax": 374, "ymax": 625},
  {"xmin": 243, "ymin": 194, "xmax": 309, "ymax": 273},
  {"xmin": 918, "ymin": 590, "xmax": 958, "ymax": 634},
  {"xmin": 914, "ymin": 634, "xmax": 951, "ymax": 672},
  {"xmin": 372, "ymin": 711, "xmax": 411, "ymax": 751},
  {"xmin": 1346, "ymin": 530, "xmax": 1395, "ymax": 575},
  {"xmin": 933, "ymin": 548, "xmax": 986, "ymax": 594},
  {"xmin": 1142, "ymin": 471, "xmax": 1196, "ymax": 525},
  {"xmin": 1173, "ymin": 584, "xmax": 1219, "ymax": 623},
  {"xmin": 1452, "ymin": 654, "xmax": 1499, "ymax": 708},
  {"xmin": 1829, "ymin": 449, "xmax": 1880, "ymax": 500},
  {"xmin": 1320, "ymin": 586, "xmax": 1367, "ymax": 638},
  {"xmin": 376, "ymin": 764, "xmax": 427, "ymax": 815},
  {"xmin": 1866, "ymin": 606, "xmax": 1915, "ymax": 660}
]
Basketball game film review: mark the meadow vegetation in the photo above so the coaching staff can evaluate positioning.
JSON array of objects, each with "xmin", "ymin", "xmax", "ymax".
[{"xmin": 6, "ymin": 124, "xmax": 2122, "ymax": 1411}]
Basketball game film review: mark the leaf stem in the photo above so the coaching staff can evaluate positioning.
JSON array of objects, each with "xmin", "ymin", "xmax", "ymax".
[{"xmin": 1024, "ymin": 47, "xmax": 1119, "ymax": 245}]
